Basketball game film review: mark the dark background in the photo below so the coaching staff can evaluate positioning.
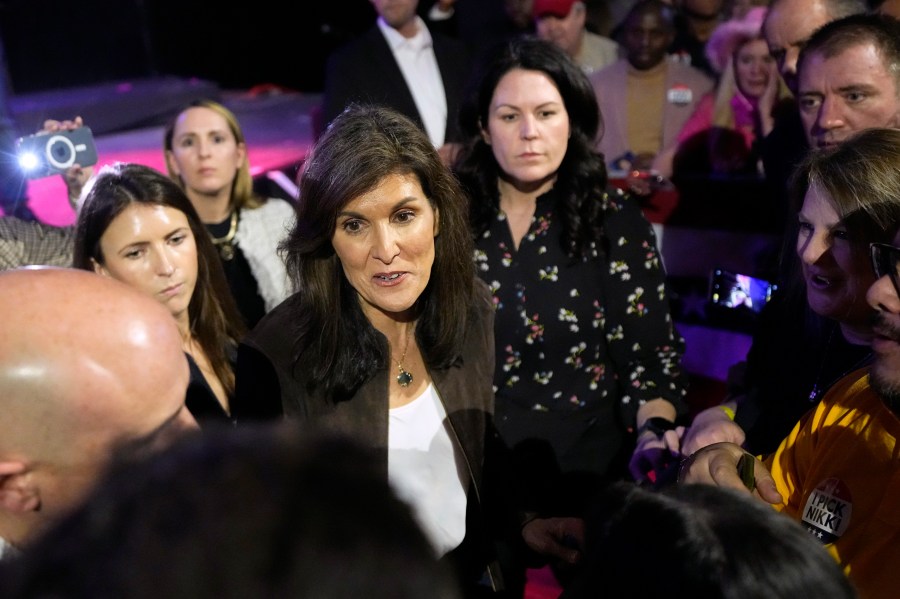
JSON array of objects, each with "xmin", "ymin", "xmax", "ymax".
[
  {"xmin": 0, "ymin": 0, "xmax": 381, "ymax": 95},
  {"xmin": 0, "ymin": 0, "xmax": 545, "ymax": 96}
]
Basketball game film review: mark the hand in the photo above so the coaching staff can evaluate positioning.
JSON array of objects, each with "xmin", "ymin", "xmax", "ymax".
[
  {"xmin": 678, "ymin": 442, "xmax": 783, "ymax": 504},
  {"xmin": 680, "ymin": 405, "xmax": 745, "ymax": 456},
  {"xmin": 758, "ymin": 62, "xmax": 779, "ymax": 116},
  {"xmin": 42, "ymin": 116, "xmax": 94, "ymax": 207},
  {"xmin": 628, "ymin": 428, "xmax": 683, "ymax": 482},
  {"xmin": 757, "ymin": 63, "xmax": 780, "ymax": 136},
  {"xmin": 521, "ymin": 517, "xmax": 585, "ymax": 565},
  {"xmin": 436, "ymin": 0, "xmax": 456, "ymax": 10}
]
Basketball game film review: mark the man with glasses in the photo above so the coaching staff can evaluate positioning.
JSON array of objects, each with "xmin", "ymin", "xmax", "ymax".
[
  {"xmin": 680, "ymin": 240, "xmax": 900, "ymax": 597},
  {"xmin": 679, "ymin": 127, "xmax": 900, "ymax": 598}
]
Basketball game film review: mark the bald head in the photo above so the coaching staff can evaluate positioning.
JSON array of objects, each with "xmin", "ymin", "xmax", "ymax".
[
  {"xmin": 0, "ymin": 267, "xmax": 196, "ymax": 548},
  {"xmin": 763, "ymin": 0, "xmax": 866, "ymax": 94}
]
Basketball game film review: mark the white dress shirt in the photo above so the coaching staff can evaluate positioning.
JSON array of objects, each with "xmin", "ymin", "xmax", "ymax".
[{"xmin": 377, "ymin": 16, "xmax": 448, "ymax": 148}]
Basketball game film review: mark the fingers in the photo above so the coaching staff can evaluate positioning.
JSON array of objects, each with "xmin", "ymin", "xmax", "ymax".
[
  {"xmin": 752, "ymin": 462, "xmax": 784, "ymax": 504},
  {"xmin": 679, "ymin": 442, "xmax": 783, "ymax": 505},
  {"xmin": 661, "ymin": 428, "xmax": 682, "ymax": 453},
  {"xmin": 678, "ymin": 442, "xmax": 743, "ymax": 486},
  {"xmin": 41, "ymin": 116, "xmax": 84, "ymax": 133},
  {"xmin": 706, "ymin": 448, "xmax": 753, "ymax": 493}
]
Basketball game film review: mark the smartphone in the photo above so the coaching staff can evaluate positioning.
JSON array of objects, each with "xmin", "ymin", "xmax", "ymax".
[
  {"xmin": 16, "ymin": 127, "xmax": 98, "ymax": 179},
  {"xmin": 708, "ymin": 268, "xmax": 777, "ymax": 314},
  {"xmin": 737, "ymin": 453, "xmax": 756, "ymax": 491}
]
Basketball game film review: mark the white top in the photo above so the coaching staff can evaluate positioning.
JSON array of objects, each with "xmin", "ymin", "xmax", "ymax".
[
  {"xmin": 377, "ymin": 16, "xmax": 448, "ymax": 148},
  {"xmin": 388, "ymin": 382, "xmax": 467, "ymax": 557},
  {"xmin": 0, "ymin": 536, "xmax": 18, "ymax": 561}
]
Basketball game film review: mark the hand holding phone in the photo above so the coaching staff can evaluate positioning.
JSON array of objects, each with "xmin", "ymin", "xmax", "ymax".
[
  {"xmin": 737, "ymin": 453, "xmax": 756, "ymax": 491},
  {"xmin": 16, "ymin": 127, "xmax": 98, "ymax": 179}
]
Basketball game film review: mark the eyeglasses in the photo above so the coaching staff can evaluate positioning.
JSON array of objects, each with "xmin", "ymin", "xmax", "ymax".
[{"xmin": 869, "ymin": 242, "xmax": 900, "ymax": 298}]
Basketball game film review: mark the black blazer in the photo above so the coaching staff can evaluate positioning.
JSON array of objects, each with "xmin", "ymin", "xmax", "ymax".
[{"xmin": 321, "ymin": 23, "xmax": 472, "ymax": 143}]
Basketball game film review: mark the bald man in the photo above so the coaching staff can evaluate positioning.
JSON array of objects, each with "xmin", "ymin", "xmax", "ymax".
[
  {"xmin": 0, "ymin": 267, "xmax": 197, "ymax": 558},
  {"xmin": 763, "ymin": 0, "xmax": 866, "ymax": 95}
]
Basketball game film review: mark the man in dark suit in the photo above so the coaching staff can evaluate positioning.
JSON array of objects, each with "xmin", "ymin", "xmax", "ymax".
[{"xmin": 321, "ymin": 0, "xmax": 471, "ymax": 165}]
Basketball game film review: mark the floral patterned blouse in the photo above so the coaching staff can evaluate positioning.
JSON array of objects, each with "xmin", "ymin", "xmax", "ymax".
[{"xmin": 474, "ymin": 186, "xmax": 687, "ymax": 475}]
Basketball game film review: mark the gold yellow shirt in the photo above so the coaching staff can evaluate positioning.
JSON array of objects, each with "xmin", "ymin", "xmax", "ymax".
[{"xmin": 764, "ymin": 368, "xmax": 900, "ymax": 599}]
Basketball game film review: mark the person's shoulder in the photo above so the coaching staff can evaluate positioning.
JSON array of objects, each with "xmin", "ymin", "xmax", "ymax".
[
  {"xmin": 0, "ymin": 216, "xmax": 71, "ymax": 237},
  {"xmin": 667, "ymin": 58, "xmax": 714, "ymax": 89},
  {"xmin": 253, "ymin": 197, "xmax": 295, "ymax": 218},
  {"xmin": 600, "ymin": 186, "xmax": 659, "ymax": 235},
  {"xmin": 808, "ymin": 367, "xmax": 887, "ymax": 437},
  {"xmin": 589, "ymin": 58, "xmax": 627, "ymax": 98},
  {"xmin": 240, "ymin": 198, "xmax": 295, "ymax": 237},
  {"xmin": 244, "ymin": 294, "xmax": 298, "ymax": 352},
  {"xmin": 600, "ymin": 185, "xmax": 644, "ymax": 214},
  {"xmin": 467, "ymin": 278, "xmax": 495, "ymax": 338},
  {"xmin": 473, "ymin": 277, "xmax": 493, "ymax": 311},
  {"xmin": 590, "ymin": 57, "xmax": 627, "ymax": 83},
  {"xmin": 823, "ymin": 367, "xmax": 879, "ymax": 405},
  {"xmin": 326, "ymin": 26, "xmax": 383, "ymax": 67},
  {"xmin": 428, "ymin": 25, "xmax": 466, "ymax": 50},
  {"xmin": 583, "ymin": 30, "xmax": 619, "ymax": 52}
]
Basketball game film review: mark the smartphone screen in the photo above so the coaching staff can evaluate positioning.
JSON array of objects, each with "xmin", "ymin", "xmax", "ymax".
[{"xmin": 709, "ymin": 269, "xmax": 777, "ymax": 314}]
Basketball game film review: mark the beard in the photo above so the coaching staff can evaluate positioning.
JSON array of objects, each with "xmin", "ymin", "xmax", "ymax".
[
  {"xmin": 869, "ymin": 367, "xmax": 900, "ymax": 416},
  {"xmin": 869, "ymin": 312, "xmax": 900, "ymax": 416}
]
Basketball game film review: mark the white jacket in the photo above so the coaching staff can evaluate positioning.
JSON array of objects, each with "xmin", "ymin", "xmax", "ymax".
[{"xmin": 235, "ymin": 198, "xmax": 294, "ymax": 312}]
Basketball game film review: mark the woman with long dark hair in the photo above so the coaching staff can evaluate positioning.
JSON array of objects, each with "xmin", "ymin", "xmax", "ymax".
[
  {"xmin": 73, "ymin": 162, "xmax": 246, "ymax": 422},
  {"xmin": 454, "ymin": 36, "xmax": 688, "ymax": 514}
]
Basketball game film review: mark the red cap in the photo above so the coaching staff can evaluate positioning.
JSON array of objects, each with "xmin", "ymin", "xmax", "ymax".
[{"xmin": 533, "ymin": 0, "xmax": 578, "ymax": 19}]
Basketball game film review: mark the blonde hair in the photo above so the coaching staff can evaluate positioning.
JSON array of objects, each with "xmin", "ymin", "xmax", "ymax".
[
  {"xmin": 710, "ymin": 53, "xmax": 792, "ymax": 130},
  {"xmin": 163, "ymin": 99, "xmax": 264, "ymax": 212}
]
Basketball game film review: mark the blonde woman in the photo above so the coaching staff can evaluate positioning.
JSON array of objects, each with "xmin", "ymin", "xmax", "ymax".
[
  {"xmin": 674, "ymin": 7, "xmax": 793, "ymax": 176},
  {"xmin": 164, "ymin": 99, "xmax": 294, "ymax": 328},
  {"xmin": 57, "ymin": 101, "xmax": 295, "ymax": 329}
]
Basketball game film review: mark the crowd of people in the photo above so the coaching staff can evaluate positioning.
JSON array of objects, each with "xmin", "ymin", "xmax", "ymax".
[{"xmin": 1, "ymin": 0, "xmax": 900, "ymax": 597}]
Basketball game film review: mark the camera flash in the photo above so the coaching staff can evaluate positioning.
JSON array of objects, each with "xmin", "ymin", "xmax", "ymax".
[{"xmin": 18, "ymin": 152, "xmax": 38, "ymax": 172}]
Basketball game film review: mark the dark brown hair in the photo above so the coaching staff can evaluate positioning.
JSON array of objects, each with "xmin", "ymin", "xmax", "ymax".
[
  {"xmin": 280, "ymin": 104, "xmax": 476, "ymax": 398},
  {"xmin": 454, "ymin": 35, "xmax": 609, "ymax": 260},
  {"xmin": 73, "ymin": 162, "xmax": 246, "ymax": 396}
]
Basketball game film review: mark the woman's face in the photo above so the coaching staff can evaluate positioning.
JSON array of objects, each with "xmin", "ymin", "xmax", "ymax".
[
  {"xmin": 734, "ymin": 38, "xmax": 775, "ymax": 100},
  {"xmin": 331, "ymin": 172, "xmax": 439, "ymax": 326},
  {"xmin": 94, "ymin": 203, "xmax": 198, "ymax": 328},
  {"xmin": 796, "ymin": 182, "xmax": 876, "ymax": 327},
  {"xmin": 482, "ymin": 68, "xmax": 570, "ymax": 192},
  {"xmin": 165, "ymin": 106, "xmax": 246, "ymax": 200}
]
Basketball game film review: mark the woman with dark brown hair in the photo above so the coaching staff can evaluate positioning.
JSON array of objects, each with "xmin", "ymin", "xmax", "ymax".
[
  {"xmin": 236, "ymin": 103, "xmax": 583, "ymax": 597},
  {"xmin": 73, "ymin": 162, "xmax": 246, "ymax": 423}
]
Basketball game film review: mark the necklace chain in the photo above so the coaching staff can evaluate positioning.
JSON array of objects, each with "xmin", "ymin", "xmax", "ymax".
[
  {"xmin": 210, "ymin": 211, "xmax": 238, "ymax": 261},
  {"xmin": 396, "ymin": 326, "xmax": 414, "ymax": 387},
  {"xmin": 808, "ymin": 325, "xmax": 872, "ymax": 402}
]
